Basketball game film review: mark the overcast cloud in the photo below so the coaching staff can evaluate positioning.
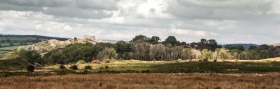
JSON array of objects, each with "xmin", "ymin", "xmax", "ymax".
[{"xmin": 0, "ymin": 0, "xmax": 279, "ymax": 44}]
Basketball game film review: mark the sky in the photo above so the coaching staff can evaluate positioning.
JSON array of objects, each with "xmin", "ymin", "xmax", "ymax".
[{"xmin": 0, "ymin": 0, "xmax": 279, "ymax": 44}]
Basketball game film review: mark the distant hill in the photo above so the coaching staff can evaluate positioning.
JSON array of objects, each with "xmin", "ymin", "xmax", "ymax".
[
  {"xmin": 98, "ymin": 39, "xmax": 119, "ymax": 43},
  {"xmin": 0, "ymin": 35, "xmax": 69, "ymax": 54},
  {"xmin": 0, "ymin": 35, "xmax": 68, "ymax": 41},
  {"xmin": 223, "ymin": 43, "xmax": 258, "ymax": 49},
  {"xmin": 268, "ymin": 43, "xmax": 280, "ymax": 46},
  {"xmin": 21, "ymin": 35, "xmax": 99, "ymax": 53}
]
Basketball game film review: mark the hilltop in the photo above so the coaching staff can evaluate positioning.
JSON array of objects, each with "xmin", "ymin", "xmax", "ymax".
[
  {"xmin": 269, "ymin": 43, "xmax": 280, "ymax": 46},
  {"xmin": 0, "ymin": 35, "xmax": 69, "ymax": 54},
  {"xmin": 223, "ymin": 43, "xmax": 258, "ymax": 49},
  {"xmin": 21, "ymin": 35, "xmax": 99, "ymax": 53}
]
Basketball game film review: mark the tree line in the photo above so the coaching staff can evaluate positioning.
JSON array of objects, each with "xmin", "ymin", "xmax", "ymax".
[{"xmin": 15, "ymin": 35, "xmax": 280, "ymax": 64}]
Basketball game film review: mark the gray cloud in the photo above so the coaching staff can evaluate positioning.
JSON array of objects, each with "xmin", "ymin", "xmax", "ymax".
[
  {"xmin": 75, "ymin": 0, "xmax": 119, "ymax": 10},
  {"xmin": 0, "ymin": 0, "xmax": 279, "ymax": 44},
  {"xmin": 0, "ymin": 0, "xmax": 116, "ymax": 19}
]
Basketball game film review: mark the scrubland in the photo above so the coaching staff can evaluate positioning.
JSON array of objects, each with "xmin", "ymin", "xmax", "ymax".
[{"xmin": 1, "ymin": 73, "xmax": 280, "ymax": 89}]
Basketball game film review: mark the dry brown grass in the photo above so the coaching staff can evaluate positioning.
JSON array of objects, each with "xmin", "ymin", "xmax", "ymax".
[
  {"xmin": 1, "ymin": 73, "xmax": 280, "ymax": 89},
  {"xmin": 91, "ymin": 60, "xmax": 100, "ymax": 64}
]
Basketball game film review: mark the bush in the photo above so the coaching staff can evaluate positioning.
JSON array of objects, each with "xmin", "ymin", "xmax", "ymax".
[
  {"xmin": 85, "ymin": 65, "xmax": 92, "ymax": 69},
  {"xmin": 214, "ymin": 60, "xmax": 217, "ymax": 62},
  {"xmin": 27, "ymin": 65, "xmax": 34, "ymax": 72},
  {"xmin": 76, "ymin": 60, "xmax": 86, "ymax": 64},
  {"xmin": 105, "ymin": 65, "xmax": 109, "ymax": 69},
  {"xmin": 105, "ymin": 59, "xmax": 110, "ymax": 63},
  {"xmin": 203, "ymin": 58, "xmax": 208, "ymax": 62},
  {"xmin": 70, "ymin": 65, "xmax": 78, "ymax": 70},
  {"xmin": 91, "ymin": 60, "xmax": 100, "ymax": 64},
  {"xmin": 59, "ymin": 65, "xmax": 66, "ymax": 69},
  {"xmin": 177, "ymin": 58, "xmax": 182, "ymax": 63}
]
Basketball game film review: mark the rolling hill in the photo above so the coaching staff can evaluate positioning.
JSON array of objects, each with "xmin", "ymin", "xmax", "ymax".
[{"xmin": 0, "ymin": 35, "xmax": 69, "ymax": 54}]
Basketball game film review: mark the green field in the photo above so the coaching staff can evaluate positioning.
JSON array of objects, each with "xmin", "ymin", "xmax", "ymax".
[
  {"xmin": 0, "ymin": 46, "xmax": 23, "ymax": 54},
  {"xmin": 8, "ymin": 60, "xmax": 280, "ymax": 73},
  {"xmin": 0, "ymin": 35, "xmax": 68, "ymax": 55}
]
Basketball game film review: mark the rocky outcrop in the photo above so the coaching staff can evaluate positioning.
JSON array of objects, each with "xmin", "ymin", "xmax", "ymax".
[
  {"xmin": 82, "ymin": 35, "xmax": 95, "ymax": 41},
  {"xmin": 21, "ymin": 35, "xmax": 98, "ymax": 53}
]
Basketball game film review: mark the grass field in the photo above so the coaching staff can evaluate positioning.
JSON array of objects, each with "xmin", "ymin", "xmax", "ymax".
[
  {"xmin": 0, "ymin": 73, "xmax": 279, "ymax": 89},
  {"xmin": 0, "ymin": 35, "xmax": 68, "ymax": 55},
  {"xmin": 2, "ymin": 59, "xmax": 280, "ymax": 74},
  {"xmin": 0, "ymin": 46, "xmax": 22, "ymax": 51},
  {"xmin": 0, "ymin": 37, "xmax": 35, "ymax": 41},
  {"xmin": 0, "ymin": 46, "xmax": 22, "ymax": 54},
  {"xmin": 35, "ymin": 59, "xmax": 280, "ymax": 75}
]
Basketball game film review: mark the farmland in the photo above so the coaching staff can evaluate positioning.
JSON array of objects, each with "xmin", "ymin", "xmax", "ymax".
[{"xmin": 0, "ymin": 35, "xmax": 68, "ymax": 54}]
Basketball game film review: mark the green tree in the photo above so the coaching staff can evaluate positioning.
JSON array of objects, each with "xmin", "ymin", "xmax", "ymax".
[
  {"xmin": 207, "ymin": 39, "xmax": 218, "ymax": 49},
  {"xmin": 181, "ymin": 48, "xmax": 192, "ymax": 60},
  {"xmin": 236, "ymin": 45, "xmax": 245, "ymax": 51},
  {"xmin": 259, "ymin": 50, "xmax": 269, "ymax": 59},
  {"xmin": 165, "ymin": 36, "xmax": 177, "ymax": 46},
  {"xmin": 230, "ymin": 49, "xmax": 240, "ymax": 59},
  {"xmin": 202, "ymin": 49, "xmax": 212, "ymax": 60},
  {"xmin": 97, "ymin": 47, "xmax": 118, "ymax": 60},
  {"xmin": 219, "ymin": 48, "xmax": 230, "ymax": 60},
  {"xmin": 200, "ymin": 39, "xmax": 207, "ymax": 44},
  {"xmin": 150, "ymin": 36, "xmax": 161, "ymax": 44},
  {"xmin": 131, "ymin": 35, "xmax": 149, "ymax": 42},
  {"xmin": 17, "ymin": 50, "xmax": 42, "ymax": 61},
  {"xmin": 171, "ymin": 46, "xmax": 184, "ymax": 60},
  {"xmin": 248, "ymin": 46, "xmax": 257, "ymax": 50}
]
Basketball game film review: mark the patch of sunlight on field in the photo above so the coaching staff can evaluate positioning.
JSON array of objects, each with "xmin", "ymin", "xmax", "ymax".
[
  {"xmin": 0, "ymin": 46, "xmax": 22, "ymax": 50},
  {"xmin": 262, "ymin": 57, "xmax": 280, "ymax": 61}
]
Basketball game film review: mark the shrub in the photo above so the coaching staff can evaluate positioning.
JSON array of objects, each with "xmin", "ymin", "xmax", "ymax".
[
  {"xmin": 105, "ymin": 59, "xmax": 110, "ymax": 63},
  {"xmin": 91, "ymin": 60, "xmax": 100, "ymax": 64},
  {"xmin": 27, "ymin": 65, "xmax": 34, "ymax": 72},
  {"xmin": 177, "ymin": 58, "xmax": 182, "ymax": 63},
  {"xmin": 85, "ymin": 65, "xmax": 92, "ymax": 69},
  {"xmin": 76, "ymin": 60, "xmax": 86, "ymax": 64},
  {"xmin": 203, "ymin": 58, "xmax": 208, "ymax": 62},
  {"xmin": 59, "ymin": 65, "xmax": 66, "ymax": 69},
  {"xmin": 105, "ymin": 65, "xmax": 109, "ymax": 69},
  {"xmin": 214, "ymin": 60, "xmax": 217, "ymax": 62},
  {"xmin": 70, "ymin": 65, "xmax": 78, "ymax": 70}
]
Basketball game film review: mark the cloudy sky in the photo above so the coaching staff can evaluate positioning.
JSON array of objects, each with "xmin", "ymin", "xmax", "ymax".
[{"xmin": 0, "ymin": 0, "xmax": 279, "ymax": 44}]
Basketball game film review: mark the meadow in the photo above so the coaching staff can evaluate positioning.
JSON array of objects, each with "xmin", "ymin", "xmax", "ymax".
[{"xmin": 1, "ymin": 73, "xmax": 280, "ymax": 89}]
